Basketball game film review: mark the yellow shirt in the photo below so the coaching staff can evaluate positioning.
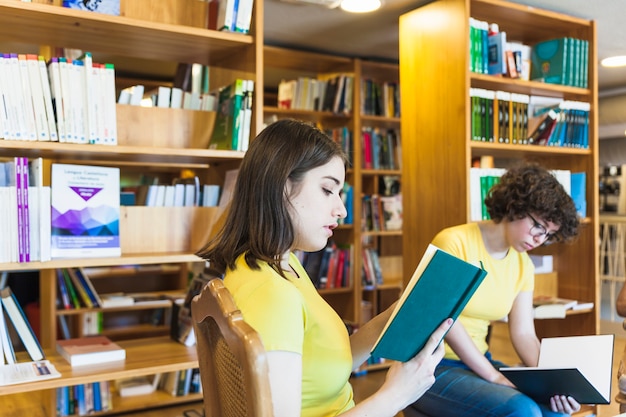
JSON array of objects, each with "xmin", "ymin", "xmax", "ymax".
[
  {"xmin": 432, "ymin": 223, "xmax": 534, "ymax": 360},
  {"xmin": 224, "ymin": 252, "xmax": 355, "ymax": 417}
]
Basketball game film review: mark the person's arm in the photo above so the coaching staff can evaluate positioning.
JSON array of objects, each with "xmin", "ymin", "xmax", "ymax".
[
  {"xmin": 507, "ymin": 290, "xmax": 540, "ymax": 367},
  {"xmin": 265, "ymin": 319, "xmax": 452, "ymax": 417},
  {"xmin": 349, "ymin": 302, "xmax": 396, "ymax": 369},
  {"xmin": 508, "ymin": 290, "xmax": 581, "ymax": 415},
  {"xmin": 444, "ymin": 320, "xmax": 513, "ymax": 387},
  {"xmin": 339, "ymin": 319, "xmax": 452, "ymax": 417}
]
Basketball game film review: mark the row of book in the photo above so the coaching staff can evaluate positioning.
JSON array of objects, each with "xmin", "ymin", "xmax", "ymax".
[
  {"xmin": 0, "ymin": 157, "xmax": 52, "ymax": 263},
  {"xmin": 296, "ymin": 241, "xmax": 354, "ymax": 290},
  {"xmin": 469, "ymin": 19, "xmax": 531, "ymax": 80},
  {"xmin": 56, "ymin": 268, "xmax": 103, "ymax": 310},
  {"xmin": 57, "ymin": 381, "xmax": 112, "ymax": 416},
  {"xmin": 361, "ymin": 248, "xmax": 384, "ymax": 289},
  {"xmin": 125, "ymin": 182, "xmax": 222, "ymax": 208},
  {"xmin": 209, "ymin": 78, "xmax": 255, "ymax": 152},
  {"xmin": 118, "ymin": 84, "xmax": 218, "ymax": 112},
  {"xmin": 362, "ymin": 193, "xmax": 403, "ymax": 232},
  {"xmin": 361, "ymin": 78, "xmax": 400, "ymax": 118},
  {"xmin": 469, "ymin": 167, "xmax": 587, "ymax": 221},
  {"xmin": 0, "ymin": 52, "xmax": 117, "ymax": 145},
  {"xmin": 469, "ymin": 20, "xmax": 589, "ymax": 89},
  {"xmin": 531, "ymin": 37, "xmax": 589, "ymax": 88},
  {"xmin": 362, "ymin": 127, "xmax": 401, "ymax": 170},
  {"xmin": 469, "ymin": 88, "xmax": 590, "ymax": 148},
  {"xmin": 277, "ymin": 73, "xmax": 354, "ymax": 115}
]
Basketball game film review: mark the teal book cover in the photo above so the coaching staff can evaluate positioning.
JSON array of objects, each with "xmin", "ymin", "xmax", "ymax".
[
  {"xmin": 530, "ymin": 37, "xmax": 569, "ymax": 85},
  {"xmin": 371, "ymin": 244, "xmax": 487, "ymax": 362}
]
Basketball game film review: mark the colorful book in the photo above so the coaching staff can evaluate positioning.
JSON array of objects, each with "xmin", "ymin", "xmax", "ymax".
[
  {"xmin": 531, "ymin": 37, "xmax": 569, "ymax": 85},
  {"xmin": 56, "ymin": 335, "xmax": 126, "ymax": 367},
  {"xmin": 208, "ymin": 79, "xmax": 245, "ymax": 151},
  {"xmin": 62, "ymin": 0, "xmax": 120, "ymax": 16},
  {"xmin": 50, "ymin": 163, "xmax": 121, "ymax": 258},
  {"xmin": 370, "ymin": 244, "xmax": 487, "ymax": 362}
]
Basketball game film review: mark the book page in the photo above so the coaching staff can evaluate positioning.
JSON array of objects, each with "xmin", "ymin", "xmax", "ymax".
[{"xmin": 0, "ymin": 360, "xmax": 61, "ymax": 386}]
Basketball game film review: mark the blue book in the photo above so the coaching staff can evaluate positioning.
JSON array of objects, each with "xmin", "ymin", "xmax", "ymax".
[
  {"xmin": 531, "ymin": 37, "xmax": 569, "ymax": 85},
  {"xmin": 570, "ymin": 172, "xmax": 586, "ymax": 218}
]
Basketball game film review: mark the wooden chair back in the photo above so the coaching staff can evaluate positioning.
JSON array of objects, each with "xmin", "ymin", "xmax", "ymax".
[{"xmin": 191, "ymin": 278, "xmax": 274, "ymax": 417}]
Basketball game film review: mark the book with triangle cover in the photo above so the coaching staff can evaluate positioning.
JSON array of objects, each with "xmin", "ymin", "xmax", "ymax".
[{"xmin": 371, "ymin": 244, "xmax": 487, "ymax": 362}]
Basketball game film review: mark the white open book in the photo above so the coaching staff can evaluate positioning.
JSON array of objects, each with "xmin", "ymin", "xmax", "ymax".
[{"xmin": 500, "ymin": 334, "xmax": 614, "ymax": 404}]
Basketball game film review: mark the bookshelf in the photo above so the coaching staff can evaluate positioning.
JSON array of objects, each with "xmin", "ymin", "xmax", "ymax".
[
  {"xmin": 0, "ymin": 0, "xmax": 263, "ymax": 415},
  {"xmin": 263, "ymin": 46, "xmax": 403, "ymax": 328},
  {"xmin": 400, "ymin": 0, "xmax": 598, "ymax": 403}
]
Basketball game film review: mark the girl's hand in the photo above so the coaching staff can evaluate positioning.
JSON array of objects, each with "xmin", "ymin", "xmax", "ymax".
[
  {"xmin": 549, "ymin": 395, "xmax": 581, "ymax": 415},
  {"xmin": 378, "ymin": 319, "xmax": 452, "ymax": 410}
]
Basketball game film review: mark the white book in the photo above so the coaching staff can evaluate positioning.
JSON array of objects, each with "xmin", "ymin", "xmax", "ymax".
[
  {"xmin": 17, "ymin": 54, "xmax": 38, "ymax": 141},
  {"xmin": 0, "ymin": 55, "xmax": 13, "ymax": 139},
  {"xmin": 28, "ymin": 187, "xmax": 40, "ymax": 262},
  {"xmin": 173, "ymin": 183, "xmax": 185, "ymax": 207},
  {"xmin": 39, "ymin": 186, "xmax": 51, "ymax": 262},
  {"xmin": 72, "ymin": 59, "xmax": 88, "ymax": 143},
  {"xmin": 83, "ymin": 52, "xmax": 99, "ymax": 144},
  {"xmin": 51, "ymin": 163, "xmax": 121, "ymax": 258},
  {"xmin": 0, "ymin": 188, "xmax": 8, "ymax": 263},
  {"xmin": 8, "ymin": 186, "xmax": 18, "ymax": 263},
  {"xmin": 47, "ymin": 58, "xmax": 67, "ymax": 142},
  {"xmin": 117, "ymin": 88, "xmax": 131, "ymax": 105},
  {"xmin": 202, "ymin": 184, "xmax": 220, "ymax": 207},
  {"xmin": 501, "ymin": 335, "xmax": 614, "ymax": 405},
  {"xmin": 235, "ymin": 0, "xmax": 254, "ymax": 34},
  {"xmin": 240, "ymin": 79, "xmax": 254, "ymax": 152},
  {"xmin": 58, "ymin": 58, "xmax": 76, "ymax": 143},
  {"xmin": 217, "ymin": 0, "xmax": 237, "ymax": 32},
  {"xmin": 25, "ymin": 54, "xmax": 50, "ymax": 141},
  {"xmin": 4, "ymin": 54, "xmax": 25, "ymax": 140},
  {"xmin": 157, "ymin": 86, "xmax": 171, "ymax": 108},
  {"xmin": 163, "ymin": 185, "xmax": 176, "ymax": 207},
  {"xmin": 145, "ymin": 184, "xmax": 159, "ymax": 207},
  {"xmin": 184, "ymin": 183, "xmax": 196, "ymax": 207},
  {"xmin": 37, "ymin": 56, "xmax": 59, "ymax": 141},
  {"xmin": 170, "ymin": 87, "xmax": 183, "ymax": 109},
  {"xmin": 129, "ymin": 85, "xmax": 144, "ymax": 106},
  {"xmin": 1, "ymin": 287, "xmax": 44, "ymax": 362},
  {"xmin": 0, "ymin": 299, "xmax": 12, "ymax": 364},
  {"xmin": 103, "ymin": 63, "xmax": 117, "ymax": 145},
  {"xmin": 154, "ymin": 185, "xmax": 166, "ymax": 207}
]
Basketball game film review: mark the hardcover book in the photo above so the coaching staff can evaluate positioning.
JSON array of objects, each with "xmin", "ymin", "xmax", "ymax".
[
  {"xmin": 500, "ymin": 334, "xmax": 614, "ymax": 404},
  {"xmin": 56, "ymin": 335, "xmax": 126, "ymax": 367},
  {"xmin": 371, "ymin": 244, "xmax": 487, "ymax": 362},
  {"xmin": 51, "ymin": 164, "xmax": 121, "ymax": 258}
]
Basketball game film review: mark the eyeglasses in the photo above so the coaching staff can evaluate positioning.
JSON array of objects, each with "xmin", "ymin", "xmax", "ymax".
[{"xmin": 527, "ymin": 213, "xmax": 557, "ymax": 244}]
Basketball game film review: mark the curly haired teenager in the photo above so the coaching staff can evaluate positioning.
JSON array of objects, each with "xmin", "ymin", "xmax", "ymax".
[
  {"xmin": 404, "ymin": 163, "xmax": 581, "ymax": 417},
  {"xmin": 197, "ymin": 119, "xmax": 452, "ymax": 417}
]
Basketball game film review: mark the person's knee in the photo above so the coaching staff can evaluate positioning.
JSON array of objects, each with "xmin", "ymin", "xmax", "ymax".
[{"xmin": 502, "ymin": 394, "xmax": 542, "ymax": 417}]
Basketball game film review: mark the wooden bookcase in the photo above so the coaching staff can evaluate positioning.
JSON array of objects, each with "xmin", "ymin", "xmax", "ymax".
[
  {"xmin": 399, "ymin": 0, "xmax": 599, "ymax": 380},
  {"xmin": 0, "ymin": 0, "xmax": 263, "ymax": 415},
  {"xmin": 263, "ymin": 46, "xmax": 403, "ymax": 327}
]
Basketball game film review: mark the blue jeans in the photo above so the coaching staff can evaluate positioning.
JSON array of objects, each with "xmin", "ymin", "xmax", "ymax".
[{"xmin": 403, "ymin": 353, "xmax": 568, "ymax": 417}]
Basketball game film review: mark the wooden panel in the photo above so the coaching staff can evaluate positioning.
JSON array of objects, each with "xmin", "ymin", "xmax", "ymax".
[
  {"xmin": 400, "ymin": 0, "xmax": 470, "ymax": 279},
  {"xmin": 120, "ymin": 0, "xmax": 208, "ymax": 28},
  {"xmin": 116, "ymin": 105, "xmax": 215, "ymax": 149},
  {"xmin": 120, "ymin": 206, "xmax": 219, "ymax": 254}
]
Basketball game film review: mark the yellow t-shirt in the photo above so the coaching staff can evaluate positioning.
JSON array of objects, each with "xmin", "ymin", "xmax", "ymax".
[
  {"xmin": 431, "ymin": 223, "xmax": 534, "ymax": 360},
  {"xmin": 224, "ymin": 252, "xmax": 355, "ymax": 417}
]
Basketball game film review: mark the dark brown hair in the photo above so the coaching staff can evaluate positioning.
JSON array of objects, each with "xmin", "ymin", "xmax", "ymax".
[
  {"xmin": 196, "ymin": 119, "xmax": 348, "ymax": 275},
  {"xmin": 484, "ymin": 162, "xmax": 579, "ymax": 242}
]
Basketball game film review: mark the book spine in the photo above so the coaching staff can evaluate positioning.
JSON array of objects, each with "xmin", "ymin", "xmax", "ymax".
[{"xmin": 1, "ymin": 287, "xmax": 45, "ymax": 361}]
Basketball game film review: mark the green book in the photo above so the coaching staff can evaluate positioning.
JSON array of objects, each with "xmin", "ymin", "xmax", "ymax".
[
  {"xmin": 530, "ymin": 37, "xmax": 568, "ymax": 85},
  {"xmin": 209, "ymin": 79, "xmax": 245, "ymax": 151},
  {"xmin": 370, "ymin": 244, "xmax": 487, "ymax": 362}
]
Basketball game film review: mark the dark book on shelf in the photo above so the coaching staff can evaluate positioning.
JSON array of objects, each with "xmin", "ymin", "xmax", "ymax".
[
  {"xmin": 500, "ymin": 334, "xmax": 614, "ymax": 404},
  {"xmin": 371, "ymin": 244, "xmax": 487, "ymax": 362}
]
